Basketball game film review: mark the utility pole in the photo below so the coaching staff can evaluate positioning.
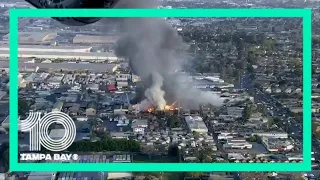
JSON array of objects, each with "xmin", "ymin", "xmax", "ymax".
[
  {"xmin": 178, "ymin": 101, "xmax": 181, "ymax": 116},
  {"xmin": 239, "ymin": 71, "xmax": 242, "ymax": 89},
  {"xmin": 286, "ymin": 120, "xmax": 290, "ymax": 132},
  {"xmin": 100, "ymin": 172, "xmax": 104, "ymax": 180}
]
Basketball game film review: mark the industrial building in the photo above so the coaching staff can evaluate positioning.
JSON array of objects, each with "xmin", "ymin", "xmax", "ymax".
[
  {"xmin": 72, "ymin": 34, "xmax": 119, "ymax": 44},
  {"xmin": 184, "ymin": 116, "xmax": 208, "ymax": 134},
  {"xmin": 3, "ymin": 32, "xmax": 57, "ymax": 45},
  {"xmin": 116, "ymin": 73, "xmax": 131, "ymax": 82},
  {"xmin": 252, "ymin": 132, "xmax": 288, "ymax": 139},
  {"xmin": 52, "ymin": 101, "xmax": 64, "ymax": 112},
  {"xmin": 86, "ymin": 83, "xmax": 100, "ymax": 91},
  {"xmin": 131, "ymin": 119, "xmax": 148, "ymax": 134},
  {"xmin": 110, "ymin": 132, "xmax": 131, "ymax": 139},
  {"xmin": 0, "ymin": 44, "xmax": 93, "ymax": 53},
  {"xmin": 262, "ymin": 137, "xmax": 294, "ymax": 152},
  {"xmin": 222, "ymin": 138, "xmax": 253, "ymax": 150},
  {"xmin": 112, "ymin": 154, "xmax": 131, "ymax": 163},
  {"xmin": 47, "ymin": 74, "xmax": 64, "ymax": 88},
  {"xmin": 51, "ymin": 154, "xmax": 132, "ymax": 179},
  {"xmin": 26, "ymin": 154, "xmax": 133, "ymax": 179},
  {"xmin": 27, "ymin": 172, "xmax": 57, "ymax": 180},
  {"xmin": 227, "ymin": 107, "xmax": 244, "ymax": 118},
  {"xmin": 24, "ymin": 72, "xmax": 49, "ymax": 83}
]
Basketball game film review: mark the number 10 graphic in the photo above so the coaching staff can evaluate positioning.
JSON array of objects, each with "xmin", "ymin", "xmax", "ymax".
[{"xmin": 20, "ymin": 111, "xmax": 77, "ymax": 152}]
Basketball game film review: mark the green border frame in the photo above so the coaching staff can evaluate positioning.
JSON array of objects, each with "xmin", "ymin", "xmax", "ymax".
[{"xmin": 9, "ymin": 8, "xmax": 312, "ymax": 172}]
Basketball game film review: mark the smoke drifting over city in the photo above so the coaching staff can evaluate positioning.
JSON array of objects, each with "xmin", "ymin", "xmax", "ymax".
[{"xmin": 112, "ymin": 0, "xmax": 224, "ymax": 110}]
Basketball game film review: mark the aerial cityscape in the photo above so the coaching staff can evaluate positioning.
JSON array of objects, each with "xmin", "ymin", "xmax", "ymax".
[{"xmin": 0, "ymin": 0, "xmax": 319, "ymax": 179}]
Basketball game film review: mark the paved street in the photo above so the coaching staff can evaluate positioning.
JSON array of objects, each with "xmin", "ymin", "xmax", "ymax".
[{"xmin": 240, "ymin": 74, "xmax": 320, "ymax": 161}]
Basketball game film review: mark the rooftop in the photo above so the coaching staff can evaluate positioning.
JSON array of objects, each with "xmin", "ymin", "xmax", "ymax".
[
  {"xmin": 185, "ymin": 116, "xmax": 208, "ymax": 132},
  {"xmin": 131, "ymin": 119, "xmax": 148, "ymax": 127},
  {"xmin": 49, "ymin": 129, "xmax": 65, "ymax": 139},
  {"xmin": 3, "ymin": 32, "xmax": 57, "ymax": 42}
]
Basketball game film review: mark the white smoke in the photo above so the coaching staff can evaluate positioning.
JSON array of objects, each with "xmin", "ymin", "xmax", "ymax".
[
  {"xmin": 109, "ymin": 0, "xmax": 224, "ymax": 109},
  {"xmin": 144, "ymin": 72, "xmax": 166, "ymax": 110},
  {"xmin": 135, "ymin": 99, "xmax": 153, "ymax": 111}
]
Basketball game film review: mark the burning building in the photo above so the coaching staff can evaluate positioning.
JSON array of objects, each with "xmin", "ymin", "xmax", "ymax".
[
  {"xmin": 132, "ymin": 99, "xmax": 180, "ymax": 113},
  {"xmin": 110, "ymin": 0, "xmax": 224, "ymax": 110}
]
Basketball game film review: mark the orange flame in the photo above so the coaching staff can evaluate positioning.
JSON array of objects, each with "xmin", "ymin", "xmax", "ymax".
[
  {"xmin": 147, "ymin": 107, "xmax": 154, "ymax": 113},
  {"xmin": 164, "ymin": 105, "xmax": 171, "ymax": 110}
]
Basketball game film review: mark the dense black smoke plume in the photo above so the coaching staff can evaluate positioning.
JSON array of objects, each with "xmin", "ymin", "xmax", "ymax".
[{"xmin": 109, "ymin": 0, "xmax": 224, "ymax": 110}]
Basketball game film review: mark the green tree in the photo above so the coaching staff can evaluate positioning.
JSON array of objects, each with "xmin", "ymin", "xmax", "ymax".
[
  {"xmin": 247, "ymin": 136, "xmax": 257, "ymax": 142},
  {"xmin": 267, "ymin": 117, "xmax": 274, "ymax": 128},
  {"xmin": 185, "ymin": 172, "xmax": 205, "ymax": 178},
  {"xmin": 291, "ymin": 174, "xmax": 305, "ymax": 180},
  {"xmin": 247, "ymin": 51, "xmax": 257, "ymax": 64},
  {"xmin": 3, "ymin": 149, "xmax": 9, "ymax": 171},
  {"xmin": 18, "ymin": 99, "xmax": 30, "ymax": 117},
  {"xmin": 0, "ymin": 142, "xmax": 9, "ymax": 172},
  {"xmin": 68, "ymin": 138, "xmax": 140, "ymax": 152},
  {"xmin": 273, "ymin": 117, "xmax": 280, "ymax": 124},
  {"xmin": 143, "ymin": 175, "xmax": 159, "ymax": 180},
  {"xmin": 168, "ymin": 145, "xmax": 179, "ymax": 157},
  {"xmin": 90, "ymin": 132, "xmax": 97, "ymax": 139},
  {"xmin": 141, "ymin": 145, "xmax": 156, "ymax": 160},
  {"xmin": 192, "ymin": 131, "xmax": 200, "ymax": 136},
  {"xmin": 255, "ymin": 135, "xmax": 262, "ymax": 144},
  {"xmin": 247, "ymin": 64, "xmax": 254, "ymax": 73},
  {"xmin": 257, "ymin": 33, "xmax": 266, "ymax": 44},
  {"xmin": 87, "ymin": 88, "xmax": 93, "ymax": 94},
  {"xmin": 242, "ymin": 104, "xmax": 252, "ymax": 121},
  {"xmin": 167, "ymin": 116, "xmax": 181, "ymax": 128},
  {"xmin": 199, "ymin": 148, "xmax": 213, "ymax": 162},
  {"xmin": 263, "ymin": 39, "xmax": 275, "ymax": 51}
]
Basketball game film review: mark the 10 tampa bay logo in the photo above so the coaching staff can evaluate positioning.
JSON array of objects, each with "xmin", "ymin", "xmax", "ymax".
[{"xmin": 19, "ymin": 111, "xmax": 79, "ymax": 161}]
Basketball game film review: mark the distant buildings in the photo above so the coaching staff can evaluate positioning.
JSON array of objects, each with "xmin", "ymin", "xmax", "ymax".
[
  {"xmin": 236, "ymin": 24, "xmax": 258, "ymax": 31},
  {"xmin": 86, "ymin": 102, "xmax": 97, "ymax": 116},
  {"xmin": 252, "ymin": 132, "xmax": 288, "ymax": 139},
  {"xmin": 131, "ymin": 119, "xmax": 148, "ymax": 134},
  {"xmin": 222, "ymin": 138, "xmax": 253, "ymax": 150},
  {"xmin": 52, "ymin": 101, "xmax": 64, "ymax": 112},
  {"xmin": 86, "ymin": 83, "xmax": 99, "ymax": 91},
  {"xmin": 72, "ymin": 34, "xmax": 119, "ymax": 44},
  {"xmin": 47, "ymin": 74, "xmax": 64, "ymax": 88},
  {"xmin": 261, "ymin": 137, "xmax": 294, "ymax": 152},
  {"xmin": 2, "ymin": 32, "xmax": 57, "ymax": 45},
  {"xmin": 27, "ymin": 172, "xmax": 57, "ymax": 180},
  {"xmin": 25, "ymin": 154, "xmax": 133, "ymax": 179},
  {"xmin": 184, "ymin": 116, "xmax": 208, "ymax": 134}
]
